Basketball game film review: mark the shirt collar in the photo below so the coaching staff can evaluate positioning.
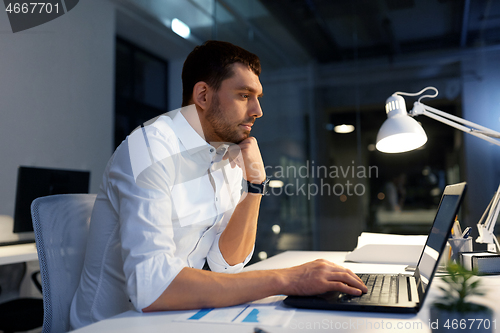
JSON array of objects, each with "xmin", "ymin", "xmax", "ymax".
[
  {"xmin": 171, "ymin": 105, "xmax": 212, "ymax": 156},
  {"xmin": 213, "ymin": 144, "xmax": 229, "ymax": 163},
  {"xmin": 170, "ymin": 106, "xmax": 232, "ymax": 164}
]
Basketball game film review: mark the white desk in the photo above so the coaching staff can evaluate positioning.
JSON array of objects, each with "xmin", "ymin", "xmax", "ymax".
[
  {"xmin": 0, "ymin": 214, "xmax": 38, "ymax": 265},
  {"xmin": 0, "ymin": 243, "xmax": 38, "ymax": 265},
  {"xmin": 72, "ymin": 251, "xmax": 500, "ymax": 333}
]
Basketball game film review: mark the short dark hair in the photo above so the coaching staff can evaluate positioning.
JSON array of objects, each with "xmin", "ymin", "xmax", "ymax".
[{"xmin": 181, "ymin": 41, "xmax": 261, "ymax": 107}]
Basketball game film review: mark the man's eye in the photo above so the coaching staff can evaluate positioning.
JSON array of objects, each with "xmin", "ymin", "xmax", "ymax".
[{"xmin": 242, "ymin": 94, "xmax": 249, "ymax": 99}]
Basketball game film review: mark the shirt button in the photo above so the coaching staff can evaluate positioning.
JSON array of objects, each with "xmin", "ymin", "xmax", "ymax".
[{"xmin": 210, "ymin": 148, "xmax": 215, "ymax": 153}]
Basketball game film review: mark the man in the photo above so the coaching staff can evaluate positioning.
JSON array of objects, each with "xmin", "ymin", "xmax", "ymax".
[{"xmin": 70, "ymin": 41, "xmax": 366, "ymax": 329}]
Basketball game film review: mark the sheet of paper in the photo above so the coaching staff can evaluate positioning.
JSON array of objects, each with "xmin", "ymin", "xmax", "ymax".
[
  {"xmin": 344, "ymin": 232, "xmax": 427, "ymax": 265},
  {"xmin": 175, "ymin": 296, "xmax": 294, "ymax": 327},
  {"xmin": 355, "ymin": 232, "xmax": 427, "ymax": 247}
]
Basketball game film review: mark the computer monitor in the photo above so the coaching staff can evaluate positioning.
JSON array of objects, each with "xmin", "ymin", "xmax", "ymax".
[{"xmin": 13, "ymin": 166, "xmax": 90, "ymax": 233}]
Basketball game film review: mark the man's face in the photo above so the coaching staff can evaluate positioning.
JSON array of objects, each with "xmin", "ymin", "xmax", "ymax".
[{"xmin": 205, "ymin": 62, "xmax": 263, "ymax": 144}]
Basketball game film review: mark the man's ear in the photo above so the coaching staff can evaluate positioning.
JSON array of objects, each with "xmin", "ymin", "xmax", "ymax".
[{"xmin": 192, "ymin": 81, "xmax": 211, "ymax": 111}]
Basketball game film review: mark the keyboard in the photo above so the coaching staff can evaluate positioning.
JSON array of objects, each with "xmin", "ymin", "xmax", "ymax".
[
  {"xmin": 0, "ymin": 239, "xmax": 35, "ymax": 247},
  {"xmin": 338, "ymin": 274, "xmax": 399, "ymax": 304}
]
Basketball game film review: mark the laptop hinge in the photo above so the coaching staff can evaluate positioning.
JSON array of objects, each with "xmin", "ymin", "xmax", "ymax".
[{"xmin": 408, "ymin": 276, "xmax": 419, "ymax": 303}]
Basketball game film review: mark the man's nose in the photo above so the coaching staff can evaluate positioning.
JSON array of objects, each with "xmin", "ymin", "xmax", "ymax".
[{"xmin": 249, "ymin": 98, "xmax": 263, "ymax": 118}]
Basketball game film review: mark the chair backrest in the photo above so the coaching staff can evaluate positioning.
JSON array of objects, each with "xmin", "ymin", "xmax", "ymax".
[{"xmin": 31, "ymin": 194, "xmax": 96, "ymax": 333}]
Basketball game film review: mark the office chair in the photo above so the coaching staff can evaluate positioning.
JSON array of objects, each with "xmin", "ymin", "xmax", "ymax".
[{"xmin": 31, "ymin": 194, "xmax": 96, "ymax": 333}]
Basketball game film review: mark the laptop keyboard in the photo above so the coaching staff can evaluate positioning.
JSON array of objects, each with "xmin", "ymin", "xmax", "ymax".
[{"xmin": 338, "ymin": 274, "xmax": 399, "ymax": 304}]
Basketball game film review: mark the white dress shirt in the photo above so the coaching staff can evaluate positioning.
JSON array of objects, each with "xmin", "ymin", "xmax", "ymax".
[{"xmin": 70, "ymin": 106, "xmax": 252, "ymax": 329}]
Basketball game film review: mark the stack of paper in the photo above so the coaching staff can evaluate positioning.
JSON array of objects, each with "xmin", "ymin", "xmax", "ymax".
[{"xmin": 345, "ymin": 232, "xmax": 427, "ymax": 265}]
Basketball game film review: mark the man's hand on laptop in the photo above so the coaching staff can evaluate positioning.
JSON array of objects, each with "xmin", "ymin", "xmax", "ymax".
[{"xmin": 280, "ymin": 259, "xmax": 368, "ymax": 296}]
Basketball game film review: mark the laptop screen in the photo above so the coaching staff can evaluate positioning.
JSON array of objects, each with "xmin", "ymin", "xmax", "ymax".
[
  {"xmin": 416, "ymin": 182, "xmax": 466, "ymax": 295},
  {"xmin": 418, "ymin": 195, "xmax": 460, "ymax": 285}
]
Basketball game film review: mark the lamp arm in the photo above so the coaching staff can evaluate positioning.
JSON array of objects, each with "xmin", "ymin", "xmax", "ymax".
[
  {"xmin": 414, "ymin": 102, "xmax": 500, "ymax": 136},
  {"xmin": 477, "ymin": 195, "xmax": 494, "ymax": 226},
  {"xmin": 411, "ymin": 102, "xmax": 500, "ymax": 147},
  {"xmin": 491, "ymin": 232, "xmax": 500, "ymax": 253},
  {"xmin": 475, "ymin": 185, "xmax": 500, "ymax": 252},
  {"xmin": 486, "ymin": 189, "xmax": 500, "ymax": 230},
  {"xmin": 422, "ymin": 110, "xmax": 500, "ymax": 147}
]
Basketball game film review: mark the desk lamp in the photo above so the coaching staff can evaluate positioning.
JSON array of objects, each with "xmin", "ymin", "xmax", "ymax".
[
  {"xmin": 476, "ymin": 184, "xmax": 500, "ymax": 252},
  {"xmin": 376, "ymin": 86, "xmax": 500, "ymax": 252}
]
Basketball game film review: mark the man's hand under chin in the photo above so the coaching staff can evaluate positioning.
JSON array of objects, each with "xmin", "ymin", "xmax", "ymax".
[{"xmin": 223, "ymin": 137, "xmax": 266, "ymax": 184}]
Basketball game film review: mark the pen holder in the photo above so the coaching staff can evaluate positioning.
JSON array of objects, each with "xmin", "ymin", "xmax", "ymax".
[{"xmin": 448, "ymin": 238, "xmax": 473, "ymax": 263}]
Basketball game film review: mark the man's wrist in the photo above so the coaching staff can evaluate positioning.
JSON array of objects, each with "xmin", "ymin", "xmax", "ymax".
[
  {"xmin": 270, "ymin": 269, "xmax": 290, "ymax": 295},
  {"xmin": 243, "ymin": 178, "xmax": 270, "ymax": 195}
]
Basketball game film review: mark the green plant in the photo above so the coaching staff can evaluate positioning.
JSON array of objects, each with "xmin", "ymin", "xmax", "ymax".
[{"xmin": 433, "ymin": 263, "xmax": 487, "ymax": 313}]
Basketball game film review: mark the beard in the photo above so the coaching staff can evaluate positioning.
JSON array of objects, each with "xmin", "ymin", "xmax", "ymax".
[{"xmin": 205, "ymin": 93, "xmax": 253, "ymax": 144}]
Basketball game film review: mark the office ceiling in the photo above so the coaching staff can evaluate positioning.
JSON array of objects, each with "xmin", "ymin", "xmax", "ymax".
[
  {"xmin": 117, "ymin": 0, "xmax": 500, "ymax": 68},
  {"xmin": 259, "ymin": 0, "xmax": 500, "ymax": 63}
]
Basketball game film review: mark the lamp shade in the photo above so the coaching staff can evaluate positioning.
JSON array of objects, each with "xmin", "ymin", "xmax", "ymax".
[{"xmin": 376, "ymin": 95, "xmax": 427, "ymax": 153}]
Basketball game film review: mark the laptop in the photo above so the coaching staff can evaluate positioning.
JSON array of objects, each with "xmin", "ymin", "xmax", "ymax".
[{"xmin": 283, "ymin": 182, "xmax": 467, "ymax": 313}]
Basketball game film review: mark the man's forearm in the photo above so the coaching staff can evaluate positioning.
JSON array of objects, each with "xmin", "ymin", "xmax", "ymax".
[
  {"xmin": 142, "ymin": 259, "xmax": 368, "ymax": 312},
  {"xmin": 218, "ymin": 136, "xmax": 266, "ymax": 266},
  {"xmin": 218, "ymin": 192, "xmax": 262, "ymax": 265},
  {"xmin": 143, "ymin": 266, "xmax": 281, "ymax": 311}
]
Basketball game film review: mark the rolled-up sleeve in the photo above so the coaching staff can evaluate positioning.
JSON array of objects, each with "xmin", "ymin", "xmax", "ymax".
[{"xmin": 207, "ymin": 231, "xmax": 254, "ymax": 273}]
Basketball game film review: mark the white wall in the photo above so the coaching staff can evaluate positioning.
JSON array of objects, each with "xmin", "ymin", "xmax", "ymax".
[
  {"xmin": 0, "ymin": 0, "xmax": 192, "ymax": 220},
  {"xmin": 0, "ymin": 0, "xmax": 116, "ymax": 217}
]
